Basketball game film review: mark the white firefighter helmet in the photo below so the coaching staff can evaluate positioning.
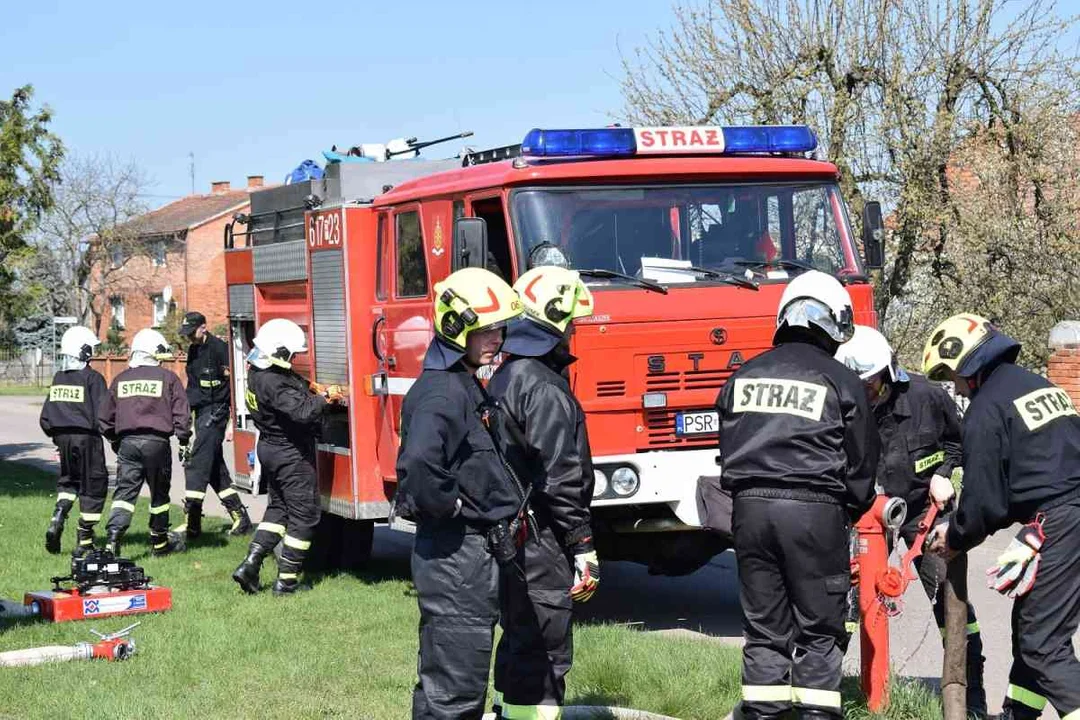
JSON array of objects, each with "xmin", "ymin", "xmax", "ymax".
[
  {"xmin": 512, "ymin": 266, "xmax": 594, "ymax": 335},
  {"xmin": 835, "ymin": 325, "xmax": 909, "ymax": 383},
  {"xmin": 60, "ymin": 325, "xmax": 100, "ymax": 362},
  {"xmin": 253, "ymin": 319, "xmax": 309, "ymax": 369},
  {"xmin": 130, "ymin": 328, "xmax": 173, "ymax": 367},
  {"xmin": 775, "ymin": 270, "xmax": 855, "ymax": 345}
]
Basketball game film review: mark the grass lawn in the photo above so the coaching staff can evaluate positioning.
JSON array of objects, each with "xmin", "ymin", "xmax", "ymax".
[{"xmin": 0, "ymin": 385, "xmax": 48, "ymax": 397}]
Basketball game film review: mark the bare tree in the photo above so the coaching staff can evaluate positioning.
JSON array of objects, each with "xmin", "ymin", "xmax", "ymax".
[
  {"xmin": 27, "ymin": 154, "xmax": 155, "ymax": 335},
  {"xmin": 620, "ymin": 0, "xmax": 1080, "ymax": 366}
]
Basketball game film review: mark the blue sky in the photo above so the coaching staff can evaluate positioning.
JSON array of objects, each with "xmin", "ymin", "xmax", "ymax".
[{"xmin": 1, "ymin": 0, "xmax": 672, "ymax": 203}]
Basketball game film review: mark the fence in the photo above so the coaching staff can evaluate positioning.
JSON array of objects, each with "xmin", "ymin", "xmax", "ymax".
[
  {"xmin": 0, "ymin": 347, "xmax": 51, "ymax": 387},
  {"xmin": 89, "ymin": 356, "xmax": 189, "ymax": 387}
]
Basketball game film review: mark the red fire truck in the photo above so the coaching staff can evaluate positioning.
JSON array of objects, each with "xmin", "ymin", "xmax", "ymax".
[{"xmin": 222, "ymin": 125, "xmax": 883, "ymax": 572}]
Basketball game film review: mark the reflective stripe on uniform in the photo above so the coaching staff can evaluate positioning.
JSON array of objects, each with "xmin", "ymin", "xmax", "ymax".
[
  {"xmin": 939, "ymin": 621, "xmax": 981, "ymax": 637},
  {"xmin": 111, "ymin": 500, "xmax": 136, "ymax": 513},
  {"xmin": 283, "ymin": 535, "xmax": 312, "ymax": 551},
  {"xmin": 258, "ymin": 522, "xmax": 286, "ymax": 536},
  {"xmin": 57, "ymin": 492, "xmax": 77, "ymax": 502},
  {"xmin": 1007, "ymin": 684, "xmax": 1048, "ymax": 710},
  {"xmin": 198, "ymin": 380, "xmax": 222, "ymax": 388},
  {"xmin": 218, "ymin": 487, "xmax": 238, "ymax": 500},
  {"xmin": 1061, "ymin": 709, "xmax": 1080, "ymax": 720},
  {"xmin": 80, "ymin": 512, "xmax": 102, "ymax": 522},
  {"xmin": 914, "ymin": 450, "xmax": 946, "ymax": 473},
  {"xmin": 792, "ymin": 687, "xmax": 842, "ymax": 708},
  {"xmin": 501, "ymin": 701, "xmax": 562, "ymax": 719},
  {"xmin": 743, "ymin": 685, "xmax": 792, "ymax": 702},
  {"xmin": 845, "ymin": 621, "xmax": 859, "ymax": 634},
  {"xmin": 153, "ymin": 541, "xmax": 168, "ymax": 550},
  {"xmin": 278, "ymin": 572, "xmax": 299, "ymax": 580},
  {"xmin": 173, "ymin": 524, "xmax": 188, "ymax": 533},
  {"xmin": 149, "ymin": 504, "xmax": 170, "ymax": 515},
  {"xmin": 185, "ymin": 490, "xmax": 206, "ymax": 501},
  {"xmin": 79, "ymin": 537, "xmax": 94, "ymax": 546}
]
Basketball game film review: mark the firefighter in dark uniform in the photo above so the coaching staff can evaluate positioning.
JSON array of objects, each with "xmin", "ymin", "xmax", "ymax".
[
  {"xmin": 487, "ymin": 266, "xmax": 598, "ymax": 719},
  {"xmin": 231, "ymin": 319, "xmax": 342, "ymax": 595},
  {"xmin": 836, "ymin": 324, "xmax": 987, "ymax": 716},
  {"xmin": 715, "ymin": 270, "xmax": 878, "ymax": 719},
  {"xmin": 99, "ymin": 329, "xmax": 191, "ymax": 557},
  {"xmin": 924, "ymin": 313, "xmax": 1080, "ymax": 720},
  {"xmin": 175, "ymin": 311, "xmax": 252, "ymax": 540},
  {"xmin": 395, "ymin": 268, "xmax": 523, "ymax": 720},
  {"xmin": 39, "ymin": 325, "xmax": 109, "ymax": 556}
]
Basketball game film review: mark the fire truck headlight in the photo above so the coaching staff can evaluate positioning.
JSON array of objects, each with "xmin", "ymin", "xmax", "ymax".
[
  {"xmin": 611, "ymin": 467, "xmax": 639, "ymax": 497},
  {"xmin": 642, "ymin": 392, "xmax": 667, "ymax": 409},
  {"xmin": 593, "ymin": 469, "xmax": 609, "ymax": 498}
]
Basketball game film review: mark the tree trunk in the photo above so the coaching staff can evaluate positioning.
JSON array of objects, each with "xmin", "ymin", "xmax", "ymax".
[{"xmin": 942, "ymin": 554, "xmax": 969, "ymax": 720}]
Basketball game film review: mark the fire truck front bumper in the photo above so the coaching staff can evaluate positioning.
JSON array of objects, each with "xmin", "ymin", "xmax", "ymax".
[{"xmin": 589, "ymin": 448, "xmax": 719, "ymax": 528}]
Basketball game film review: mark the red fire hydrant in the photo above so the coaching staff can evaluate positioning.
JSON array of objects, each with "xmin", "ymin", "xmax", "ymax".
[{"xmin": 853, "ymin": 495, "xmax": 941, "ymax": 711}]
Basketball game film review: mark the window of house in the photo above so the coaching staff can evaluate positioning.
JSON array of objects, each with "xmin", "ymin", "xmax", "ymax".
[
  {"xmin": 110, "ymin": 244, "xmax": 126, "ymax": 269},
  {"xmin": 151, "ymin": 294, "xmax": 168, "ymax": 328},
  {"xmin": 150, "ymin": 240, "xmax": 166, "ymax": 267},
  {"xmin": 395, "ymin": 210, "xmax": 428, "ymax": 298},
  {"xmin": 110, "ymin": 296, "xmax": 125, "ymax": 329}
]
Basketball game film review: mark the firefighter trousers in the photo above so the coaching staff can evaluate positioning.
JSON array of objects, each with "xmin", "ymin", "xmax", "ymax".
[
  {"xmin": 106, "ymin": 435, "xmax": 173, "ymax": 550},
  {"xmin": 249, "ymin": 441, "xmax": 320, "ymax": 581},
  {"xmin": 494, "ymin": 520, "xmax": 574, "ymax": 717},
  {"xmin": 733, "ymin": 495, "xmax": 849, "ymax": 719},
  {"xmin": 182, "ymin": 405, "xmax": 243, "ymax": 519},
  {"xmin": 411, "ymin": 521, "xmax": 499, "ymax": 720},
  {"xmin": 1001, "ymin": 502, "xmax": 1080, "ymax": 720},
  {"xmin": 54, "ymin": 433, "xmax": 109, "ymax": 531}
]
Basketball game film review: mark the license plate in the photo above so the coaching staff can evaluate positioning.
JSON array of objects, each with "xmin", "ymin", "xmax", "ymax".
[{"xmin": 675, "ymin": 410, "xmax": 719, "ymax": 436}]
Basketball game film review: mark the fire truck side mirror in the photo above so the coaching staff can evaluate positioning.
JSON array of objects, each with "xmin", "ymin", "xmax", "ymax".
[
  {"xmin": 453, "ymin": 217, "xmax": 489, "ymax": 271},
  {"xmin": 862, "ymin": 201, "xmax": 885, "ymax": 270}
]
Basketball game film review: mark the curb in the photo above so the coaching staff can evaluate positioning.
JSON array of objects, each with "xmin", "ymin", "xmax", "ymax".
[{"xmin": 483, "ymin": 708, "xmax": 680, "ymax": 720}]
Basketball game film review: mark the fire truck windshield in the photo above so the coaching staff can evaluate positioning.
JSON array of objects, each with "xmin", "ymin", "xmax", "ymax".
[{"xmin": 510, "ymin": 182, "xmax": 858, "ymax": 282}]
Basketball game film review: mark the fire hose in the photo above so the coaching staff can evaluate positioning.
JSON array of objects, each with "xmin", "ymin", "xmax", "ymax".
[{"xmin": 0, "ymin": 623, "xmax": 138, "ymax": 668}]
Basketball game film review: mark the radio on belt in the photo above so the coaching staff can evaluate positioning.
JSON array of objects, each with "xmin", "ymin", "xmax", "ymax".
[{"xmin": 22, "ymin": 550, "xmax": 171, "ymax": 623}]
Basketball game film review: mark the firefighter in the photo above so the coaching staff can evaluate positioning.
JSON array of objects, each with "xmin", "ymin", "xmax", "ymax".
[
  {"xmin": 395, "ymin": 267, "xmax": 523, "ymax": 720},
  {"xmin": 835, "ymin": 325, "xmax": 987, "ymax": 716},
  {"xmin": 98, "ymin": 329, "xmax": 191, "ymax": 557},
  {"xmin": 487, "ymin": 266, "xmax": 598, "ymax": 719},
  {"xmin": 716, "ymin": 270, "xmax": 878, "ymax": 720},
  {"xmin": 38, "ymin": 325, "xmax": 109, "ymax": 556},
  {"xmin": 924, "ymin": 314, "xmax": 1080, "ymax": 720},
  {"xmin": 231, "ymin": 318, "xmax": 341, "ymax": 596},
  {"xmin": 175, "ymin": 311, "xmax": 252, "ymax": 541}
]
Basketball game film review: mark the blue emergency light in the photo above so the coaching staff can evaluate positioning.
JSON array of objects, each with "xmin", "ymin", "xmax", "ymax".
[{"xmin": 520, "ymin": 125, "xmax": 818, "ymax": 157}]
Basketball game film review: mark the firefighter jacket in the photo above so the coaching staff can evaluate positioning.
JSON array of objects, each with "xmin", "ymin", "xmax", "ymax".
[
  {"xmin": 717, "ymin": 341, "xmax": 878, "ymax": 519},
  {"xmin": 185, "ymin": 333, "xmax": 230, "ymax": 410},
  {"xmin": 487, "ymin": 354, "xmax": 595, "ymax": 549},
  {"xmin": 99, "ymin": 365, "xmax": 192, "ymax": 444},
  {"xmin": 396, "ymin": 353, "xmax": 520, "ymax": 527},
  {"xmin": 876, "ymin": 373, "xmax": 962, "ymax": 527},
  {"xmin": 947, "ymin": 362, "xmax": 1080, "ymax": 552},
  {"xmin": 39, "ymin": 366, "xmax": 108, "ymax": 437},
  {"xmin": 245, "ymin": 365, "xmax": 326, "ymax": 452}
]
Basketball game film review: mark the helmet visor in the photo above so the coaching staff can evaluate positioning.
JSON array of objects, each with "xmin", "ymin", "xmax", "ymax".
[{"xmin": 780, "ymin": 298, "xmax": 854, "ymax": 343}]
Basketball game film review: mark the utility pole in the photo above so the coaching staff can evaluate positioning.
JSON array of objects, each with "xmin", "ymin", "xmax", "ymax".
[{"xmin": 188, "ymin": 152, "xmax": 195, "ymax": 195}]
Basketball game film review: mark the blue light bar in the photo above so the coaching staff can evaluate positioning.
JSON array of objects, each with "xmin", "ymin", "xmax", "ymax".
[
  {"xmin": 518, "ymin": 125, "xmax": 818, "ymax": 158},
  {"xmin": 721, "ymin": 125, "xmax": 818, "ymax": 154},
  {"xmin": 521, "ymin": 128, "xmax": 637, "ymax": 157}
]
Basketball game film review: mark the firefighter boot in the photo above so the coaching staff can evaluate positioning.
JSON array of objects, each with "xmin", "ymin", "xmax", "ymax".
[
  {"xmin": 150, "ymin": 531, "xmax": 186, "ymax": 557},
  {"xmin": 182, "ymin": 499, "xmax": 203, "ymax": 541},
  {"xmin": 104, "ymin": 528, "xmax": 124, "ymax": 559},
  {"xmin": 232, "ymin": 543, "xmax": 271, "ymax": 594},
  {"xmin": 45, "ymin": 506, "xmax": 69, "ymax": 554},
  {"xmin": 271, "ymin": 576, "xmax": 312, "ymax": 596},
  {"xmin": 71, "ymin": 522, "xmax": 96, "ymax": 559},
  {"xmin": 226, "ymin": 505, "xmax": 253, "ymax": 536},
  {"xmin": 966, "ymin": 653, "xmax": 988, "ymax": 719}
]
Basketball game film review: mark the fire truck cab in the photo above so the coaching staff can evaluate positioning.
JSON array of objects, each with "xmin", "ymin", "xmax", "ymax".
[{"xmin": 223, "ymin": 125, "xmax": 882, "ymax": 572}]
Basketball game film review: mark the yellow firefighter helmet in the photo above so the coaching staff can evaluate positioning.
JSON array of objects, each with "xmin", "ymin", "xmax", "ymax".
[{"xmin": 433, "ymin": 268, "xmax": 522, "ymax": 350}]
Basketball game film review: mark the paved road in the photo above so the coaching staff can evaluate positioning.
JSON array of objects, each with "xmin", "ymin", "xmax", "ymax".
[{"xmin": 1, "ymin": 394, "xmax": 1073, "ymax": 717}]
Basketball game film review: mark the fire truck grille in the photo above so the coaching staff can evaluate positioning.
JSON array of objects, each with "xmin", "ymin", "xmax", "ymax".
[
  {"xmin": 644, "ymin": 369, "xmax": 731, "ymax": 392},
  {"xmin": 596, "ymin": 380, "xmax": 626, "ymax": 397},
  {"xmin": 643, "ymin": 410, "xmax": 718, "ymax": 448}
]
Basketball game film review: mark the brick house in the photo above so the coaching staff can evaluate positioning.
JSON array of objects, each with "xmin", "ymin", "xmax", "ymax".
[{"xmin": 97, "ymin": 177, "xmax": 264, "ymax": 342}]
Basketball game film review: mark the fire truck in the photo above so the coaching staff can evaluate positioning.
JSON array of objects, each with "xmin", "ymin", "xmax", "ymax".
[{"xmin": 222, "ymin": 125, "xmax": 884, "ymax": 572}]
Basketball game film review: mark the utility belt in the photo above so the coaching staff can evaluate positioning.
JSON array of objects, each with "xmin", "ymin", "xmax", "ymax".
[{"xmin": 734, "ymin": 484, "xmax": 843, "ymax": 506}]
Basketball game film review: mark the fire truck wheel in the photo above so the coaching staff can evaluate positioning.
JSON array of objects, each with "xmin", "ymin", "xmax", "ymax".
[{"xmin": 336, "ymin": 519, "xmax": 374, "ymax": 572}]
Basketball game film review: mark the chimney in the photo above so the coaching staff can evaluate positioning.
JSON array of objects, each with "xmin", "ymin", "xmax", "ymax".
[
  {"xmin": 247, "ymin": 175, "xmax": 264, "ymax": 189},
  {"xmin": 210, "ymin": 181, "xmax": 231, "ymax": 194}
]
